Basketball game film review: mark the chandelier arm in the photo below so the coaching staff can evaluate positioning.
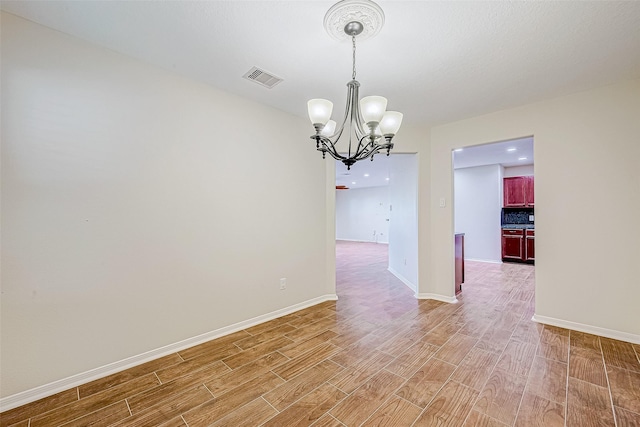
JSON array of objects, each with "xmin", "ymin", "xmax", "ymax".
[
  {"xmin": 351, "ymin": 134, "xmax": 372, "ymax": 158},
  {"xmin": 315, "ymin": 136, "xmax": 345, "ymax": 161},
  {"xmin": 350, "ymin": 81, "xmax": 367, "ymax": 139},
  {"xmin": 353, "ymin": 134, "xmax": 380, "ymax": 160},
  {"xmin": 324, "ymin": 80, "xmax": 356, "ymax": 150}
]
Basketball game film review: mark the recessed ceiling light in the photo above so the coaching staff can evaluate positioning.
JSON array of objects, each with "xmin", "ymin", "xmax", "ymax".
[
  {"xmin": 518, "ymin": 156, "xmax": 527, "ymax": 161},
  {"xmin": 507, "ymin": 148, "xmax": 517, "ymax": 152},
  {"xmin": 453, "ymin": 148, "xmax": 463, "ymax": 152},
  {"xmin": 364, "ymin": 173, "xmax": 370, "ymax": 177},
  {"xmin": 352, "ymin": 181, "xmax": 356, "ymax": 185},
  {"xmin": 385, "ymin": 177, "xmax": 390, "ymax": 181}
]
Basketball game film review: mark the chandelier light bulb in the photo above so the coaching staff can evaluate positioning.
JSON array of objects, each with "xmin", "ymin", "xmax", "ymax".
[
  {"xmin": 307, "ymin": 99, "xmax": 333, "ymax": 125},
  {"xmin": 380, "ymin": 111, "xmax": 403, "ymax": 135},
  {"xmin": 360, "ymin": 96, "xmax": 388, "ymax": 124}
]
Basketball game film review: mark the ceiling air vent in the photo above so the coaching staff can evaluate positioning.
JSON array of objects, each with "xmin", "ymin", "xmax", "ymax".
[{"xmin": 243, "ymin": 66, "xmax": 283, "ymax": 89}]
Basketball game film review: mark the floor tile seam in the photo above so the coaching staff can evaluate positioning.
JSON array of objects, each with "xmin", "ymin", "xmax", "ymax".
[
  {"xmin": 135, "ymin": 367, "xmax": 220, "ymax": 401},
  {"xmin": 328, "ymin": 358, "xmax": 400, "ymax": 396},
  {"xmin": 352, "ymin": 388, "xmax": 412, "ymax": 427},
  {"xmin": 633, "ymin": 345, "xmax": 640, "ymax": 365},
  {"xmin": 405, "ymin": 357, "xmax": 461, "ymax": 427},
  {"xmin": 605, "ymin": 363, "xmax": 640, "ymax": 375},
  {"xmin": 155, "ymin": 356, "xmax": 235, "ymax": 383},
  {"xmin": 162, "ymin": 391, "xmax": 217, "ymax": 427},
  {"xmin": 29, "ymin": 376, "xmax": 160, "ymax": 426},
  {"xmin": 462, "ymin": 323, "xmax": 528, "ymax": 426},
  {"xmin": 510, "ymin": 324, "xmax": 542, "ymax": 427},
  {"xmin": 127, "ymin": 381, "xmax": 214, "ymax": 418},
  {"xmin": 124, "ymin": 398, "xmax": 132, "ymax": 417},
  {"xmin": 393, "ymin": 394, "xmax": 424, "ymax": 413},
  {"xmin": 51, "ymin": 399, "xmax": 129, "ymax": 427},
  {"xmin": 313, "ymin": 414, "xmax": 346, "ymax": 427},
  {"xmin": 221, "ymin": 339, "xmax": 294, "ymax": 369},
  {"xmin": 568, "ymin": 374, "xmax": 621, "ymax": 424},
  {"xmin": 206, "ymin": 394, "xmax": 273, "ymax": 426},
  {"xmin": 599, "ymin": 337, "xmax": 620, "ymax": 427},
  {"xmin": 564, "ymin": 332, "xmax": 575, "ymax": 427},
  {"xmin": 80, "ymin": 374, "xmax": 156, "ymax": 401},
  {"xmin": 179, "ymin": 414, "xmax": 190, "ymax": 427},
  {"xmin": 4, "ymin": 390, "xmax": 80, "ymax": 427},
  {"xmin": 269, "ymin": 368, "xmax": 288, "ymax": 383},
  {"xmin": 314, "ymin": 381, "xmax": 353, "ymax": 425},
  {"xmin": 534, "ymin": 353, "xmax": 569, "ymax": 368},
  {"xmin": 412, "ymin": 378, "xmax": 477, "ymax": 427},
  {"xmin": 270, "ymin": 345, "xmax": 342, "ymax": 379},
  {"xmin": 243, "ymin": 319, "xmax": 298, "ymax": 336},
  {"xmin": 208, "ymin": 364, "xmax": 280, "ymax": 398},
  {"xmin": 270, "ymin": 356, "xmax": 344, "ymax": 391},
  {"xmin": 153, "ymin": 372, "xmax": 163, "ymax": 385},
  {"xmin": 613, "ymin": 406, "xmax": 640, "ymax": 417},
  {"xmin": 259, "ymin": 395, "xmax": 280, "ymax": 415}
]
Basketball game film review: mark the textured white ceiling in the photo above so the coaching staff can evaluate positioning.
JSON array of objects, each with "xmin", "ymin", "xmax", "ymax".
[{"xmin": 2, "ymin": 0, "xmax": 640, "ymax": 130}]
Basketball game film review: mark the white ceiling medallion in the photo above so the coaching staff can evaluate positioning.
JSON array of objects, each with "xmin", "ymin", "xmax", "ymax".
[{"xmin": 323, "ymin": 0, "xmax": 385, "ymax": 41}]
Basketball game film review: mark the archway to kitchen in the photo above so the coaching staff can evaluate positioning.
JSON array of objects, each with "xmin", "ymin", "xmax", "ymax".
[
  {"xmin": 334, "ymin": 154, "xmax": 419, "ymax": 298},
  {"xmin": 452, "ymin": 136, "xmax": 535, "ymax": 300}
]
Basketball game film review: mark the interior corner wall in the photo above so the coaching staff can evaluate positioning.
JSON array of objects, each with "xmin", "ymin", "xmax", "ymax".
[
  {"xmin": 454, "ymin": 165, "xmax": 502, "ymax": 263},
  {"xmin": 429, "ymin": 79, "xmax": 640, "ymax": 340},
  {"xmin": 335, "ymin": 186, "xmax": 390, "ymax": 243},
  {"xmin": 0, "ymin": 13, "xmax": 330, "ymax": 397}
]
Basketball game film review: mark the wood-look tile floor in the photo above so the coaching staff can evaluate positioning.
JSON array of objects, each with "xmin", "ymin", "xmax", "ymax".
[{"xmin": 2, "ymin": 241, "xmax": 640, "ymax": 426}]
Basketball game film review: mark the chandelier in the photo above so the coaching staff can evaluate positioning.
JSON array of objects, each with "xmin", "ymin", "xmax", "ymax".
[{"xmin": 307, "ymin": 0, "xmax": 403, "ymax": 170}]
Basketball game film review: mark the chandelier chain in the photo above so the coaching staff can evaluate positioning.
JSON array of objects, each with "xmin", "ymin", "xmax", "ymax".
[{"xmin": 352, "ymin": 34, "xmax": 357, "ymax": 80}]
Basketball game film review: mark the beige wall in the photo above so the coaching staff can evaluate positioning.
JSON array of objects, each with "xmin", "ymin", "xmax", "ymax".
[
  {"xmin": 1, "ymin": 13, "xmax": 332, "ymax": 397},
  {"xmin": 428, "ymin": 79, "xmax": 640, "ymax": 339}
]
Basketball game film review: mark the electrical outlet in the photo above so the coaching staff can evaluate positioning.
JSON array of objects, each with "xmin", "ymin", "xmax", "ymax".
[
  {"xmin": 280, "ymin": 278, "xmax": 286, "ymax": 290},
  {"xmin": 439, "ymin": 198, "xmax": 446, "ymax": 208}
]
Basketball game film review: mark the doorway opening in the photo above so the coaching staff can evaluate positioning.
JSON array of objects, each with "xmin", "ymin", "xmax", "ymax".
[
  {"xmin": 334, "ymin": 154, "xmax": 419, "ymax": 298},
  {"xmin": 452, "ymin": 136, "xmax": 535, "ymax": 294}
]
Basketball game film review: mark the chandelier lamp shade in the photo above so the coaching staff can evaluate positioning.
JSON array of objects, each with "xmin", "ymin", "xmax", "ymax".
[{"xmin": 308, "ymin": 0, "xmax": 402, "ymax": 170}]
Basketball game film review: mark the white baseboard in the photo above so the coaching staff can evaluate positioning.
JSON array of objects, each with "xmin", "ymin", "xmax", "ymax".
[
  {"xmin": 415, "ymin": 293, "xmax": 458, "ymax": 304},
  {"xmin": 465, "ymin": 258, "xmax": 502, "ymax": 264},
  {"xmin": 388, "ymin": 267, "xmax": 416, "ymax": 292},
  {"xmin": 0, "ymin": 294, "xmax": 339, "ymax": 412},
  {"xmin": 532, "ymin": 314, "xmax": 640, "ymax": 345},
  {"xmin": 335, "ymin": 239, "xmax": 389, "ymax": 244}
]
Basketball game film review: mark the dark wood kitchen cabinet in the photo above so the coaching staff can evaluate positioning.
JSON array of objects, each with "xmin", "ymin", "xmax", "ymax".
[
  {"xmin": 525, "ymin": 229, "xmax": 535, "ymax": 261},
  {"xmin": 501, "ymin": 228, "xmax": 524, "ymax": 260},
  {"xmin": 525, "ymin": 176, "xmax": 534, "ymax": 207},
  {"xmin": 503, "ymin": 176, "xmax": 534, "ymax": 207},
  {"xmin": 502, "ymin": 228, "xmax": 534, "ymax": 263}
]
